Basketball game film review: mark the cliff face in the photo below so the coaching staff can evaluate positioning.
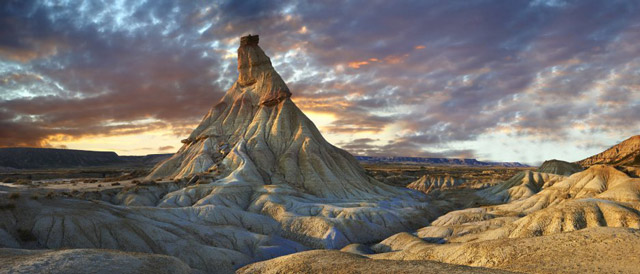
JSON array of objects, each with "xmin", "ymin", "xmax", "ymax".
[{"xmin": 577, "ymin": 135, "xmax": 640, "ymax": 167}]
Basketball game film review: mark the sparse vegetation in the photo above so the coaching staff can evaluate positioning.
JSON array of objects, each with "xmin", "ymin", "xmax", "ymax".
[
  {"xmin": 9, "ymin": 192, "xmax": 20, "ymax": 199},
  {"xmin": 111, "ymin": 182, "xmax": 121, "ymax": 186}
]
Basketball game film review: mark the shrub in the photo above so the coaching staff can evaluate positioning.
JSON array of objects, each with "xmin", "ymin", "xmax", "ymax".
[
  {"xmin": 8, "ymin": 192, "xmax": 20, "ymax": 199},
  {"xmin": 111, "ymin": 182, "xmax": 121, "ymax": 186}
]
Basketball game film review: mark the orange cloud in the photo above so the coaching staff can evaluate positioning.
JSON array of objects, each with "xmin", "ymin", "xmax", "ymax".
[
  {"xmin": 415, "ymin": 45, "xmax": 426, "ymax": 50},
  {"xmin": 384, "ymin": 54, "xmax": 409, "ymax": 64},
  {"xmin": 158, "ymin": 145, "xmax": 175, "ymax": 151},
  {"xmin": 348, "ymin": 61, "xmax": 369, "ymax": 69}
]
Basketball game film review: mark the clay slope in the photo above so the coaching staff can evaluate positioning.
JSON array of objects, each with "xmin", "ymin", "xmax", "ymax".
[
  {"xmin": 413, "ymin": 165, "xmax": 640, "ymax": 243},
  {"xmin": 577, "ymin": 135, "xmax": 640, "ymax": 166},
  {"xmin": 372, "ymin": 165, "xmax": 640, "ymax": 273},
  {"xmin": 477, "ymin": 170, "xmax": 565, "ymax": 203}
]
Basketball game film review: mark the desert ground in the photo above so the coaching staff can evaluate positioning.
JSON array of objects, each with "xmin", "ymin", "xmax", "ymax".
[{"xmin": 1, "ymin": 34, "xmax": 640, "ymax": 274}]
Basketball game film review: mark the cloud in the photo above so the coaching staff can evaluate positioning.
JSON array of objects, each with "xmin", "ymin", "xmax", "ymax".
[
  {"xmin": 158, "ymin": 145, "xmax": 175, "ymax": 151},
  {"xmin": 1, "ymin": 0, "xmax": 639, "ymax": 161}
]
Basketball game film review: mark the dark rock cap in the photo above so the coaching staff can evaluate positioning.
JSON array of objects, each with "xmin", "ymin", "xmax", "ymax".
[{"xmin": 240, "ymin": 35, "xmax": 259, "ymax": 46}]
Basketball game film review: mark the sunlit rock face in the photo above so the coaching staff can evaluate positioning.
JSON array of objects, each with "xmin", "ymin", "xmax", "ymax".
[
  {"xmin": 372, "ymin": 164, "xmax": 640, "ymax": 273},
  {"xmin": 577, "ymin": 135, "xmax": 640, "ymax": 167},
  {"xmin": 147, "ymin": 34, "xmax": 405, "ymax": 200},
  {"xmin": 400, "ymin": 164, "xmax": 640, "ymax": 246},
  {"xmin": 0, "ymin": 35, "xmax": 436, "ymax": 273},
  {"xmin": 146, "ymin": 34, "xmax": 435, "ymax": 248}
]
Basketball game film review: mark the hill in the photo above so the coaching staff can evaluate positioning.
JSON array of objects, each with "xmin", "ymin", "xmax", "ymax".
[{"xmin": 577, "ymin": 135, "xmax": 640, "ymax": 166}]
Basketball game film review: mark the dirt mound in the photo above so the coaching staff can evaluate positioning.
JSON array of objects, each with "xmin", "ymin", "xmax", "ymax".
[
  {"xmin": 238, "ymin": 249, "xmax": 514, "ymax": 274},
  {"xmin": 0, "ymin": 248, "xmax": 192, "ymax": 274},
  {"xmin": 538, "ymin": 159, "xmax": 583, "ymax": 176}
]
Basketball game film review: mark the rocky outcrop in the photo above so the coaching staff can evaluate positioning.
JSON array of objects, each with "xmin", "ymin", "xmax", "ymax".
[{"xmin": 577, "ymin": 135, "xmax": 640, "ymax": 166}]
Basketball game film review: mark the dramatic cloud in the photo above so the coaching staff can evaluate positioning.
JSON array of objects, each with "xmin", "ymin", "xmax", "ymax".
[{"xmin": 1, "ymin": 0, "xmax": 639, "ymax": 163}]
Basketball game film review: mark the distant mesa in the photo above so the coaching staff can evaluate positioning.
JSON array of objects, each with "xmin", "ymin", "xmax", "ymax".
[
  {"xmin": 355, "ymin": 156, "xmax": 529, "ymax": 167},
  {"xmin": 577, "ymin": 135, "xmax": 640, "ymax": 167},
  {"xmin": 0, "ymin": 147, "xmax": 121, "ymax": 169},
  {"xmin": 0, "ymin": 147, "xmax": 171, "ymax": 170}
]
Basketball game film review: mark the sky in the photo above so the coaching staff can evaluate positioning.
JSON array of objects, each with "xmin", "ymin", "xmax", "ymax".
[{"xmin": 1, "ymin": 0, "xmax": 639, "ymax": 165}]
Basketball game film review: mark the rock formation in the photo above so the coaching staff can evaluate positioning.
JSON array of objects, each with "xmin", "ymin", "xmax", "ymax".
[
  {"xmin": 401, "ymin": 164, "xmax": 640, "ymax": 244},
  {"xmin": 0, "ymin": 35, "xmax": 435, "ymax": 273},
  {"xmin": 477, "ymin": 170, "xmax": 566, "ymax": 203},
  {"xmin": 577, "ymin": 135, "xmax": 640, "ymax": 166},
  {"xmin": 368, "ymin": 163, "xmax": 640, "ymax": 273},
  {"xmin": 407, "ymin": 175, "xmax": 465, "ymax": 193}
]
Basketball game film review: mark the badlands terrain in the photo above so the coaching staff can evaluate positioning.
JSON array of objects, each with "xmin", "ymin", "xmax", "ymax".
[{"xmin": 1, "ymin": 35, "xmax": 640, "ymax": 273}]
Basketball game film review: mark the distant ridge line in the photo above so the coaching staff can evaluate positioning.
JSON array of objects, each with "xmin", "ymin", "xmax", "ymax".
[
  {"xmin": 0, "ymin": 147, "xmax": 173, "ymax": 169},
  {"xmin": 355, "ymin": 156, "xmax": 530, "ymax": 167}
]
